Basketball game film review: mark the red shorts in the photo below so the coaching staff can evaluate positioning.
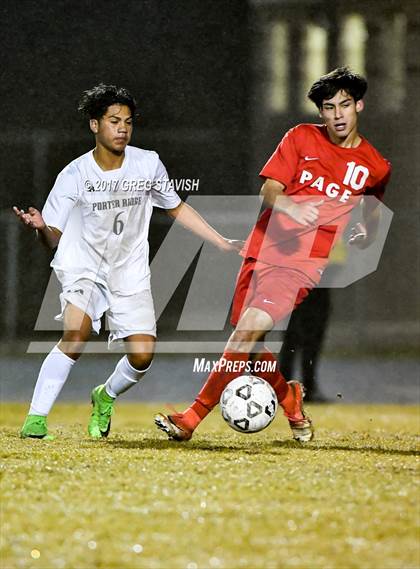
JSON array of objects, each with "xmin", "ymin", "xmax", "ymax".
[{"xmin": 230, "ymin": 259, "xmax": 319, "ymax": 327}]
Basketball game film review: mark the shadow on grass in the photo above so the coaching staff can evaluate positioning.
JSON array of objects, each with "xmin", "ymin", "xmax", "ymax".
[
  {"xmin": 105, "ymin": 437, "xmax": 420, "ymax": 458},
  {"xmin": 104, "ymin": 436, "xmax": 287, "ymax": 456},
  {"xmin": 273, "ymin": 440, "xmax": 420, "ymax": 457},
  {"xmin": 94, "ymin": 430, "xmax": 420, "ymax": 456},
  {"xmin": 10, "ymin": 427, "xmax": 419, "ymax": 458}
]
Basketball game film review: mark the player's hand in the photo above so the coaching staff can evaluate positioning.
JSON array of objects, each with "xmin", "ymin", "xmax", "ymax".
[
  {"xmin": 349, "ymin": 222, "xmax": 368, "ymax": 248},
  {"xmin": 218, "ymin": 238, "xmax": 245, "ymax": 253},
  {"xmin": 13, "ymin": 206, "xmax": 46, "ymax": 230},
  {"xmin": 286, "ymin": 199, "xmax": 324, "ymax": 226}
]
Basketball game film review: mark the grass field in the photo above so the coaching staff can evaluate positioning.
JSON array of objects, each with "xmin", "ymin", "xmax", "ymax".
[{"xmin": 1, "ymin": 402, "xmax": 419, "ymax": 569}]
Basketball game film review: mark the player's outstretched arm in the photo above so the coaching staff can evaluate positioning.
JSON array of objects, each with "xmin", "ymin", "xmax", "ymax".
[
  {"xmin": 166, "ymin": 202, "xmax": 243, "ymax": 252},
  {"xmin": 260, "ymin": 178, "xmax": 323, "ymax": 226},
  {"xmin": 12, "ymin": 206, "xmax": 62, "ymax": 249},
  {"xmin": 348, "ymin": 198, "xmax": 380, "ymax": 249}
]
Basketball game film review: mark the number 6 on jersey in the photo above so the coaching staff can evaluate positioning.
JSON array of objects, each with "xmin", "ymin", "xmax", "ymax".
[{"xmin": 113, "ymin": 212, "xmax": 124, "ymax": 235}]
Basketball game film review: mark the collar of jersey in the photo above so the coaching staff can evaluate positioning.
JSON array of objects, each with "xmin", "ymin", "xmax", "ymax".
[{"xmin": 89, "ymin": 148, "xmax": 129, "ymax": 177}]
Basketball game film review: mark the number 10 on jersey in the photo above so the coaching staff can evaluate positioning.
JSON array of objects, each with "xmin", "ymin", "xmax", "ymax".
[{"xmin": 343, "ymin": 161, "xmax": 370, "ymax": 191}]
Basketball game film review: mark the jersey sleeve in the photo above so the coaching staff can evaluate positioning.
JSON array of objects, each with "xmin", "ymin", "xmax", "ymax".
[
  {"xmin": 151, "ymin": 156, "xmax": 182, "ymax": 209},
  {"xmin": 365, "ymin": 162, "xmax": 392, "ymax": 202},
  {"xmin": 259, "ymin": 127, "xmax": 301, "ymax": 188},
  {"xmin": 42, "ymin": 169, "xmax": 79, "ymax": 232}
]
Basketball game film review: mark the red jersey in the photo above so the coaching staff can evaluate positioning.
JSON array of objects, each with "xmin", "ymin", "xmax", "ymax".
[{"xmin": 242, "ymin": 124, "xmax": 391, "ymax": 281}]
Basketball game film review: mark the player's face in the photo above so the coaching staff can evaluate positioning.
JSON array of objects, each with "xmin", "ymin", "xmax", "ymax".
[
  {"xmin": 319, "ymin": 90, "xmax": 364, "ymax": 145},
  {"xmin": 90, "ymin": 104, "xmax": 133, "ymax": 154}
]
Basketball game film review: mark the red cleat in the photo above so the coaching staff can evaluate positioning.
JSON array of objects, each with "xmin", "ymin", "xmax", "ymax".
[
  {"xmin": 281, "ymin": 381, "xmax": 314, "ymax": 442},
  {"xmin": 154, "ymin": 413, "xmax": 193, "ymax": 441}
]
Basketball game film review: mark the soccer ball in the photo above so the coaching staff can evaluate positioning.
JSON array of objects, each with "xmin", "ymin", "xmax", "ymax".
[{"xmin": 220, "ymin": 375, "xmax": 278, "ymax": 433}]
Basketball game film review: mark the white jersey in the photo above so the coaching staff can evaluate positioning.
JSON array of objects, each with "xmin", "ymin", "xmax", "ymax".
[{"xmin": 42, "ymin": 146, "xmax": 181, "ymax": 294}]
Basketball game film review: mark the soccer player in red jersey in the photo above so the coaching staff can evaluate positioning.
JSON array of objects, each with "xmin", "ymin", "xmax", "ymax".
[{"xmin": 155, "ymin": 67, "xmax": 391, "ymax": 442}]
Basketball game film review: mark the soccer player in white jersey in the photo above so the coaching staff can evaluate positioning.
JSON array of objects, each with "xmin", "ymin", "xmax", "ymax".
[{"xmin": 14, "ymin": 83, "xmax": 240, "ymax": 440}]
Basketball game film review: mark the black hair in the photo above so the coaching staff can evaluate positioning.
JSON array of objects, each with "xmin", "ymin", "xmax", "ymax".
[
  {"xmin": 307, "ymin": 67, "xmax": 367, "ymax": 108},
  {"xmin": 78, "ymin": 83, "xmax": 137, "ymax": 120}
]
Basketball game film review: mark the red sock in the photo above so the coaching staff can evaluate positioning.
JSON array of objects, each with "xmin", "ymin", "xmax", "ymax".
[
  {"xmin": 181, "ymin": 351, "xmax": 249, "ymax": 430},
  {"xmin": 253, "ymin": 347, "xmax": 289, "ymax": 402}
]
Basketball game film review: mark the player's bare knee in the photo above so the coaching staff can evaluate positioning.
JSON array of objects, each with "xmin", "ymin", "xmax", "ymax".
[
  {"xmin": 59, "ymin": 331, "xmax": 90, "ymax": 359},
  {"xmin": 236, "ymin": 307, "xmax": 274, "ymax": 333},
  {"xmin": 226, "ymin": 329, "xmax": 259, "ymax": 353},
  {"xmin": 62, "ymin": 329, "xmax": 90, "ymax": 343},
  {"xmin": 127, "ymin": 352, "xmax": 154, "ymax": 372},
  {"xmin": 57, "ymin": 342, "xmax": 84, "ymax": 360}
]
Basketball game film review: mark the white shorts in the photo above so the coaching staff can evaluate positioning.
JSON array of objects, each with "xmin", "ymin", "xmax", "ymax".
[{"xmin": 56, "ymin": 277, "xmax": 156, "ymax": 345}]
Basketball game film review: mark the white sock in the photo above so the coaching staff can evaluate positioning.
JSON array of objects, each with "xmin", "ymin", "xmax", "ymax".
[
  {"xmin": 29, "ymin": 345, "xmax": 76, "ymax": 416},
  {"xmin": 104, "ymin": 356, "xmax": 151, "ymax": 398}
]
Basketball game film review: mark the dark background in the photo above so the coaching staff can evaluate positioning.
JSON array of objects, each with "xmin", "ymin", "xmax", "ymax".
[{"xmin": 0, "ymin": 0, "xmax": 419, "ymax": 365}]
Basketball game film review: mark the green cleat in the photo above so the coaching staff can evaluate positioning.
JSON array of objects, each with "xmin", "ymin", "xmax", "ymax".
[
  {"xmin": 20, "ymin": 415, "xmax": 54, "ymax": 440},
  {"xmin": 88, "ymin": 385, "xmax": 115, "ymax": 439}
]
